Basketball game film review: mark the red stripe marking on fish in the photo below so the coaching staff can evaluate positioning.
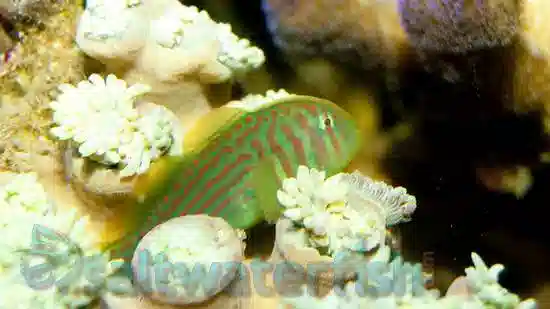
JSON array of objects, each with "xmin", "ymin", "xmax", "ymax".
[
  {"xmin": 174, "ymin": 127, "xmax": 236, "ymax": 202},
  {"xmin": 155, "ymin": 146, "xmax": 229, "ymax": 221},
  {"xmin": 297, "ymin": 111, "xmax": 327, "ymax": 165},
  {"xmin": 191, "ymin": 154, "xmax": 254, "ymax": 215},
  {"xmin": 267, "ymin": 109, "xmax": 292, "ymax": 175},
  {"xmin": 281, "ymin": 124, "xmax": 306, "ymax": 165},
  {"xmin": 174, "ymin": 116, "xmax": 261, "ymax": 216},
  {"xmin": 166, "ymin": 146, "xmax": 232, "ymax": 216},
  {"xmin": 234, "ymin": 115, "xmax": 262, "ymax": 150},
  {"xmin": 210, "ymin": 186, "xmax": 248, "ymax": 217},
  {"xmin": 301, "ymin": 102, "xmax": 318, "ymax": 114},
  {"xmin": 251, "ymin": 138, "xmax": 264, "ymax": 158}
]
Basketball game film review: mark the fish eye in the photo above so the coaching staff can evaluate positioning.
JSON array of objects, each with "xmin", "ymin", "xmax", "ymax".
[{"xmin": 319, "ymin": 114, "xmax": 334, "ymax": 129}]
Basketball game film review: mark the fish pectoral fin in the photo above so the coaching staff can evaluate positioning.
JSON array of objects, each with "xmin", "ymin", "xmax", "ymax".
[{"xmin": 249, "ymin": 156, "xmax": 283, "ymax": 224}]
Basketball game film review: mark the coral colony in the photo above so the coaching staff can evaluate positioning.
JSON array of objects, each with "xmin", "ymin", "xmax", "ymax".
[{"xmin": 0, "ymin": 0, "xmax": 540, "ymax": 309}]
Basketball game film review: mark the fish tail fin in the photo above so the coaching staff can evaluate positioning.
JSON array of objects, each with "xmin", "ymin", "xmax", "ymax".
[
  {"xmin": 98, "ymin": 205, "xmax": 153, "ymax": 277},
  {"xmin": 251, "ymin": 156, "xmax": 282, "ymax": 224},
  {"xmin": 133, "ymin": 155, "xmax": 183, "ymax": 201},
  {"xmin": 99, "ymin": 229, "xmax": 144, "ymax": 278}
]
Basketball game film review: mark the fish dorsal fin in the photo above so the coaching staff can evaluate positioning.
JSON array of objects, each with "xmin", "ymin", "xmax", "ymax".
[
  {"xmin": 223, "ymin": 93, "xmax": 338, "ymax": 113},
  {"xmin": 182, "ymin": 106, "xmax": 247, "ymax": 154}
]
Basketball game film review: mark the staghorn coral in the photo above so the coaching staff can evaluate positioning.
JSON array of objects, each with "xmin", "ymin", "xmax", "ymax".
[{"xmin": 76, "ymin": 0, "xmax": 265, "ymax": 128}]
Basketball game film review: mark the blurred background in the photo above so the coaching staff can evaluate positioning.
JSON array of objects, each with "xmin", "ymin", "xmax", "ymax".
[{"xmin": 184, "ymin": 0, "xmax": 550, "ymax": 304}]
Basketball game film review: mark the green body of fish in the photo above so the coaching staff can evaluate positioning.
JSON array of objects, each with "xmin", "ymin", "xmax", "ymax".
[{"xmin": 106, "ymin": 95, "xmax": 361, "ymax": 267}]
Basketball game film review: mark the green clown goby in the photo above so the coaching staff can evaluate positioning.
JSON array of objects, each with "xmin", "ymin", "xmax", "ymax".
[{"xmin": 104, "ymin": 94, "xmax": 362, "ymax": 267}]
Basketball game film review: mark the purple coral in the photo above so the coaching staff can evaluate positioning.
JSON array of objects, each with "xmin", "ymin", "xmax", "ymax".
[
  {"xmin": 398, "ymin": 0, "xmax": 518, "ymax": 53},
  {"xmin": 260, "ymin": 0, "xmax": 399, "ymax": 69}
]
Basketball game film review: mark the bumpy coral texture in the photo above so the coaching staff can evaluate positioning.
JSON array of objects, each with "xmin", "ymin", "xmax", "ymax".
[
  {"xmin": 132, "ymin": 215, "xmax": 246, "ymax": 305},
  {"xmin": 0, "ymin": 0, "xmax": 84, "ymax": 171},
  {"xmin": 282, "ymin": 251, "xmax": 536, "ymax": 309},
  {"xmin": 49, "ymin": 73, "xmax": 179, "ymax": 177},
  {"xmin": 0, "ymin": 172, "xmax": 129, "ymax": 308},
  {"xmin": 261, "ymin": 0, "xmax": 408, "ymax": 68},
  {"xmin": 398, "ymin": 0, "xmax": 518, "ymax": 52},
  {"xmin": 277, "ymin": 166, "xmax": 416, "ymax": 255}
]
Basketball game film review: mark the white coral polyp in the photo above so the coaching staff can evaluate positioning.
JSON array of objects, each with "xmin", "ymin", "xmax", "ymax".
[
  {"xmin": 50, "ymin": 74, "xmax": 179, "ymax": 177},
  {"xmin": 343, "ymin": 170, "xmax": 417, "ymax": 226},
  {"xmin": 282, "ymin": 251, "xmax": 536, "ymax": 309},
  {"xmin": 149, "ymin": 5, "xmax": 215, "ymax": 50},
  {"xmin": 465, "ymin": 253, "xmax": 537, "ymax": 309},
  {"xmin": 0, "ymin": 172, "xmax": 51, "ymax": 217},
  {"xmin": 132, "ymin": 215, "xmax": 245, "ymax": 305},
  {"xmin": 0, "ymin": 173, "xmax": 125, "ymax": 308},
  {"xmin": 148, "ymin": 3, "xmax": 265, "ymax": 77},
  {"xmin": 216, "ymin": 23, "xmax": 265, "ymax": 73},
  {"xmin": 277, "ymin": 166, "xmax": 388, "ymax": 255},
  {"xmin": 226, "ymin": 89, "xmax": 292, "ymax": 111},
  {"xmin": 80, "ymin": 0, "xmax": 144, "ymax": 42}
]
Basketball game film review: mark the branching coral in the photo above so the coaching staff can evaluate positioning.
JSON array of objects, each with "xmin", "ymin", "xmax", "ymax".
[
  {"xmin": 0, "ymin": 171, "xmax": 131, "ymax": 308},
  {"xmin": 76, "ymin": 0, "xmax": 265, "ymax": 126}
]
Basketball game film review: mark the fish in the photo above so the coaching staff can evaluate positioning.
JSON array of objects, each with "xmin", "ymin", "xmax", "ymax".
[{"xmin": 103, "ymin": 94, "xmax": 362, "ymax": 270}]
